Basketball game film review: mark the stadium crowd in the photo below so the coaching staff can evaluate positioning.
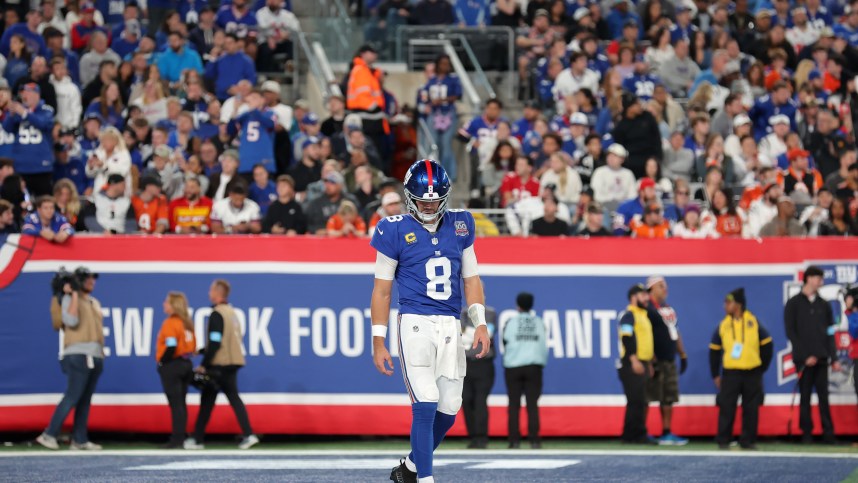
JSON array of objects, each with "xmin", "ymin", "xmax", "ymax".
[{"xmin": 0, "ymin": 0, "xmax": 857, "ymax": 239}]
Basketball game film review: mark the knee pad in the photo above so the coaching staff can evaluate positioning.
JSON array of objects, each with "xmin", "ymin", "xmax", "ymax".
[{"xmin": 436, "ymin": 377, "xmax": 464, "ymax": 415}]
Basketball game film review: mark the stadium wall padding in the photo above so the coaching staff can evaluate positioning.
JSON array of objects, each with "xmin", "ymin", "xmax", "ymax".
[{"xmin": 1, "ymin": 234, "xmax": 857, "ymax": 437}]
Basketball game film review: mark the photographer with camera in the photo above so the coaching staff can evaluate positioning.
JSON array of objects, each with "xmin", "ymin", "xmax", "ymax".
[
  {"xmin": 37, "ymin": 267, "xmax": 104, "ymax": 451},
  {"xmin": 845, "ymin": 286, "xmax": 858, "ymax": 402}
]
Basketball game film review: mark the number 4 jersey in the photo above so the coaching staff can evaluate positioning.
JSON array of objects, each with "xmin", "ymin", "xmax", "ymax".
[{"xmin": 371, "ymin": 210, "xmax": 476, "ymax": 317}]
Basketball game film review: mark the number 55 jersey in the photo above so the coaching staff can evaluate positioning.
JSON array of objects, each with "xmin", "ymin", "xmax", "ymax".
[{"xmin": 370, "ymin": 210, "xmax": 476, "ymax": 318}]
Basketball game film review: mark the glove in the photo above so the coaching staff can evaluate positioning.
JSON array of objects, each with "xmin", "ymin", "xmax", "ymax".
[{"xmin": 679, "ymin": 356, "xmax": 688, "ymax": 375}]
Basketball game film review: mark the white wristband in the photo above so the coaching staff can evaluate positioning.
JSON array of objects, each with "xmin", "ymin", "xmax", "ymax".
[
  {"xmin": 371, "ymin": 324, "xmax": 388, "ymax": 338},
  {"xmin": 468, "ymin": 303, "xmax": 487, "ymax": 327}
]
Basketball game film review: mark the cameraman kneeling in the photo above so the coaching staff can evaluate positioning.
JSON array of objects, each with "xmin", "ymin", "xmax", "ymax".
[{"xmin": 37, "ymin": 267, "xmax": 105, "ymax": 451}]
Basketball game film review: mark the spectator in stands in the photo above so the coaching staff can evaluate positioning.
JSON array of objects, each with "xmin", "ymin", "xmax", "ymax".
[
  {"xmin": 459, "ymin": 99, "xmax": 505, "ymax": 189},
  {"xmin": 591, "ymin": 143, "xmax": 636, "ymax": 211},
  {"xmin": 326, "ymin": 199, "xmax": 366, "ymax": 238},
  {"xmin": 797, "ymin": 187, "xmax": 832, "ymax": 236},
  {"xmin": 1, "ymin": 9, "xmax": 47, "ymax": 58},
  {"xmin": 111, "ymin": 20, "xmax": 140, "ymax": 59},
  {"xmin": 349, "ymin": 162, "xmax": 379, "ymax": 210},
  {"xmin": 685, "ymin": 114, "xmax": 711, "ymax": 159},
  {"xmin": 49, "ymin": 58, "xmax": 81, "ymax": 132},
  {"xmin": 418, "ymin": 53, "xmax": 461, "ymax": 183},
  {"xmin": 825, "ymin": 150, "xmax": 857, "ymax": 193},
  {"xmin": 3, "ymin": 35, "xmax": 33, "ymax": 89},
  {"xmin": 207, "ymin": 149, "xmax": 239, "ymax": 203},
  {"xmin": 22, "ymin": 195, "xmax": 73, "ymax": 242},
  {"xmin": 758, "ymin": 114, "xmax": 792, "ymax": 162},
  {"xmin": 294, "ymin": 112, "xmax": 325, "ymax": 163},
  {"xmin": 169, "ymin": 177, "xmax": 212, "ymax": 234},
  {"xmin": 86, "ymin": 173, "xmax": 134, "ymax": 234},
  {"xmin": 552, "ymin": 52, "xmax": 599, "ymax": 115},
  {"xmin": 143, "ymin": 145, "xmax": 183, "ymax": 200},
  {"xmin": 216, "ymin": 0, "xmax": 258, "ymax": 36},
  {"xmin": 262, "ymin": 174, "xmax": 306, "ymax": 235},
  {"xmin": 2, "ymin": 83, "xmax": 48, "ymax": 191},
  {"xmin": 79, "ymin": 31, "xmax": 119, "ymax": 87},
  {"xmin": 211, "ymin": 182, "xmax": 262, "ymax": 234},
  {"xmin": 575, "ymin": 200, "xmax": 610, "ymax": 237},
  {"xmin": 724, "ymin": 114, "xmax": 752, "ymax": 162},
  {"xmin": 694, "ymin": 134, "xmax": 740, "ymax": 186},
  {"xmin": 616, "ymin": 178, "xmax": 659, "ymax": 235},
  {"xmin": 712, "ymin": 94, "xmax": 746, "ymax": 139},
  {"xmin": 540, "ymin": 152, "xmax": 582, "ymax": 207},
  {"xmin": 818, "ymin": 196, "xmax": 857, "ymax": 236},
  {"xmin": 576, "ymin": 134, "xmax": 604, "ymax": 187},
  {"xmin": 749, "ymin": 81, "xmax": 797, "ymax": 140},
  {"xmin": 70, "ymin": 2, "xmax": 108, "ymax": 53},
  {"xmin": 43, "ymin": 27, "xmax": 80, "ymax": 86},
  {"xmin": 249, "ymin": 164, "xmax": 276, "ymax": 216},
  {"xmin": 612, "ymin": 92, "xmax": 662, "ymax": 178},
  {"xmin": 506, "ymin": 184, "xmax": 571, "ymax": 236},
  {"xmin": 205, "ymin": 33, "xmax": 257, "ymax": 102},
  {"xmin": 482, "ymin": 140, "xmax": 515, "ymax": 200},
  {"xmin": 82, "ymin": 59, "xmax": 117, "ymax": 110},
  {"xmin": 305, "ymin": 170, "xmax": 357, "ymax": 235},
  {"xmin": 12, "ymin": 55, "xmax": 56, "ymax": 112},
  {"xmin": 656, "ymin": 39, "xmax": 698, "ymax": 98},
  {"xmin": 131, "ymin": 176, "xmax": 169, "ymax": 234},
  {"xmin": 760, "ymin": 196, "xmax": 806, "ymax": 237},
  {"xmin": 189, "ymin": 7, "xmax": 217, "ymax": 57},
  {"xmin": 783, "ymin": 148, "xmax": 823, "ymax": 203},
  {"xmin": 662, "ymin": 131, "xmax": 695, "ymax": 182},
  {"xmin": 156, "ymin": 31, "xmax": 203, "ymax": 88},
  {"xmin": 499, "ymin": 155, "xmax": 540, "ymax": 208},
  {"xmin": 530, "ymin": 194, "xmax": 569, "ymax": 236},
  {"xmin": 289, "ymin": 137, "xmax": 322, "ymax": 198},
  {"xmin": 320, "ymin": 94, "xmax": 345, "ymax": 138},
  {"xmin": 86, "ymin": 81, "xmax": 124, "ymax": 129},
  {"xmin": 515, "ymin": 9, "xmax": 554, "ymax": 90},
  {"xmin": 807, "ymin": 108, "xmax": 850, "ymax": 179},
  {"xmin": 368, "ymin": 191, "xmax": 402, "ymax": 235},
  {"xmin": 630, "ymin": 203, "xmax": 671, "ymax": 238},
  {"xmin": 0, "ymin": 199, "xmax": 17, "ymax": 233},
  {"xmin": 747, "ymin": 182, "xmax": 782, "ymax": 237},
  {"xmin": 673, "ymin": 204, "xmax": 718, "ymax": 238},
  {"xmin": 663, "ymin": 179, "xmax": 692, "ymax": 224},
  {"xmin": 256, "ymin": 0, "xmax": 300, "ymax": 72}
]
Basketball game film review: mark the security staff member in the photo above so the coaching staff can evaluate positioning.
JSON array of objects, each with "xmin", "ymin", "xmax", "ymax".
[
  {"xmin": 784, "ymin": 265, "xmax": 840, "ymax": 444},
  {"xmin": 502, "ymin": 292, "xmax": 548, "ymax": 449},
  {"xmin": 618, "ymin": 284, "xmax": 654, "ymax": 444},
  {"xmin": 460, "ymin": 304, "xmax": 497, "ymax": 449},
  {"xmin": 155, "ymin": 291, "xmax": 196, "ymax": 449},
  {"xmin": 186, "ymin": 279, "xmax": 259, "ymax": 450},
  {"xmin": 709, "ymin": 288, "xmax": 773, "ymax": 450},
  {"xmin": 37, "ymin": 267, "xmax": 104, "ymax": 451}
]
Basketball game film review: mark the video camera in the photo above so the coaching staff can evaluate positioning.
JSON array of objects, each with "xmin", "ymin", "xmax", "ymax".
[{"xmin": 50, "ymin": 267, "xmax": 79, "ymax": 297}]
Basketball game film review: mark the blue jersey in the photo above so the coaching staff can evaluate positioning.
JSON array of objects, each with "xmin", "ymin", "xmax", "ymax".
[
  {"xmin": 228, "ymin": 108, "xmax": 277, "ymax": 173},
  {"xmin": 588, "ymin": 54, "xmax": 611, "ymax": 78},
  {"xmin": 622, "ymin": 73, "xmax": 660, "ymax": 101},
  {"xmin": 21, "ymin": 212, "xmax": 74, "ymax": 236},
  {"xmin": 748, "ymin": 95, "xmax": 798, "ymax": 141},
  {"xmin": 669, "ymin": 23, "xmax": 698, "ymax": 43},
  {"xmin": 371, "ymin": 210, "xmax": 476, "ymax": 317},
  {"xmin": 458, "ymin": 115, "xmax": 506, "ymax": 152},
  {"xmin": 834, "ymin": 24, "xmax": 858, "ymax": 46},
  {"xmin": 455, "ymin": 0, "xmax": 491, "ymax": 26},
  {"xmin": 2, "ymin": 102, "xmax": 55, "ymax": 174},
  {"xmin": 511, "ymin": 118, "xmax": 534, "ymax": 141},
  {"xmin": 0, "ymin": 114, "xmax": 13, "ymax": 158},
  {"xmin": 249, "ymin": 181, "xmax": 277, "ymax": 215},
  {"xmin": 216, "ymin": 6, "xmax": 258, "ymax": 37},
  {"xmin": 807, "ymin": 7, "xmax": 833, "ymax": 29},
  {"xmin": 96, "ymin": 0, "xmax": 126, "ymax": 25},
  {"xmin": 418, "ymin": 75, "xmax": 462, "ymax": 116},
  {"xmin": 54, "ymin": 158, "xmax": 92, "ymax": 195}
]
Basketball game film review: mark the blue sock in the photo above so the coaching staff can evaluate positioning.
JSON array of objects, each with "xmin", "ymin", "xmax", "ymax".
[
  {"xmin": 410, "ymin": 402, "xmax": 438, "ymax": 478},
  {"xmin": 409, "ymin": 411, "xmax": 456, "ymax": 475}
]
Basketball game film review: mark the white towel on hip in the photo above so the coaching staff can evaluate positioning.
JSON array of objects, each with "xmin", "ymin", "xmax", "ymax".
[{"xmin": 434, "ymin": 316, "xmax": 461, "ymax": 381}]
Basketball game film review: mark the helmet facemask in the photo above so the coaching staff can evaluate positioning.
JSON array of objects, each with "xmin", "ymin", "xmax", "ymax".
[{"xmin": 405, "ymin": 190, "xmax": 449, "ymax": 224}]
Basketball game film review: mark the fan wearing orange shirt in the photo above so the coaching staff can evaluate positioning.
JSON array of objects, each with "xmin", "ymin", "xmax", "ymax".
[
  {"xmin": 326, "ymin": 200, "xmax": 366, "ymax": 238},
  {"xmin": 155, "ymin": 292, "xmax": 197, "ymax": 449},
  {"xmin": 132, "ymin": 177, "xmax": 170, "ymax": 234},
  {"xmin": 630, "ymin": 204, "xmax": 671, "ymax": 238}
]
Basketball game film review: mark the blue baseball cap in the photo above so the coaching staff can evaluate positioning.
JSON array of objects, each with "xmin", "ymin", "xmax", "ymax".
[
  {"xmin": 301, "ymin": 136, "xmax": 320, "ymax": 151},
  {"xmin": 302, "ymin": 113, "xmax": 319, "ymax": 125},
  {"xmin": 808, "ymin": 69, "xmax": 822, "ymax": 81}
]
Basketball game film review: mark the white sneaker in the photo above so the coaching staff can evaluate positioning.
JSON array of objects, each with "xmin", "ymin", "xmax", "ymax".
[
  {"xmin": 183, "ymin": 438, "xmax": 204, "ymax": 450},
  {"xmin": 36, "ymin": 433, "xmax": 59, "ymax": 450},
  {"xmin": 70, "ymin": 441, "xmax": 102, "ymax": 451},
  {"xmin": 238, "ymin": 434, "xmax": 259, "ymax": 449}
]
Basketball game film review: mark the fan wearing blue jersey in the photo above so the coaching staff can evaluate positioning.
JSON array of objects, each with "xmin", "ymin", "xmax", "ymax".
[
  {"xmin": 226, "ymin": 90, "xmax": 277, "ymax": 175},
  {"xmin": 371, "ymin": 159, "xmax": 490, "ymax": 483}
]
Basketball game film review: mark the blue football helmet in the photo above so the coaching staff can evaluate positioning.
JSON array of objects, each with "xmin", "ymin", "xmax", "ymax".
[{"xmin": 403, "ymin": 159, "xmax": 451, "ymax": 223}]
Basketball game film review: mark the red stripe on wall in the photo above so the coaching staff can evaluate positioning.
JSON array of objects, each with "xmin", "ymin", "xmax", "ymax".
[
  {"xmin": 23, "ymin": 237, "xmax": 858, "ymax": 265},
  {"xmin": 2, "ymin": 404, "xmax": 856, "ymax": 436}
]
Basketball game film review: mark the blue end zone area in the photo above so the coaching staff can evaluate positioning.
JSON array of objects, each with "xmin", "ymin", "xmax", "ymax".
[{"xmin": 1, "ymin": 450, "xmax": 856, "ymax": 482}]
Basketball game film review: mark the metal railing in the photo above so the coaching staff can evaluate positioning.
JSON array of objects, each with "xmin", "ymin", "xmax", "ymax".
[
  {"xmin": 295, "ymin": 30, "xmax": 330, "ymax": 102},
  {"xmin": 312, "ymin": 41, "xmax": 343, "ymax": 99},
  {"xmin": 447, "ymin": 34, "xmax": 496, "ymax": 100},
  {"xmin": 316, "ymin": 0, "xmax": 353, "ymax": 57},
  {"xmin": 394, "ymin": 25, "xmax": 516, "ymax": 99},
  {"xmin": 417, "ymin": 117, "xmax": 439, "ymax": 161}
]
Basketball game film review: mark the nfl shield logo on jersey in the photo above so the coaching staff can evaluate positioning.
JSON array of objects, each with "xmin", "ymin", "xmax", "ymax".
[{"xmin": 455, "ymin": 221, "xmax": 469, "ymax": 237}]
